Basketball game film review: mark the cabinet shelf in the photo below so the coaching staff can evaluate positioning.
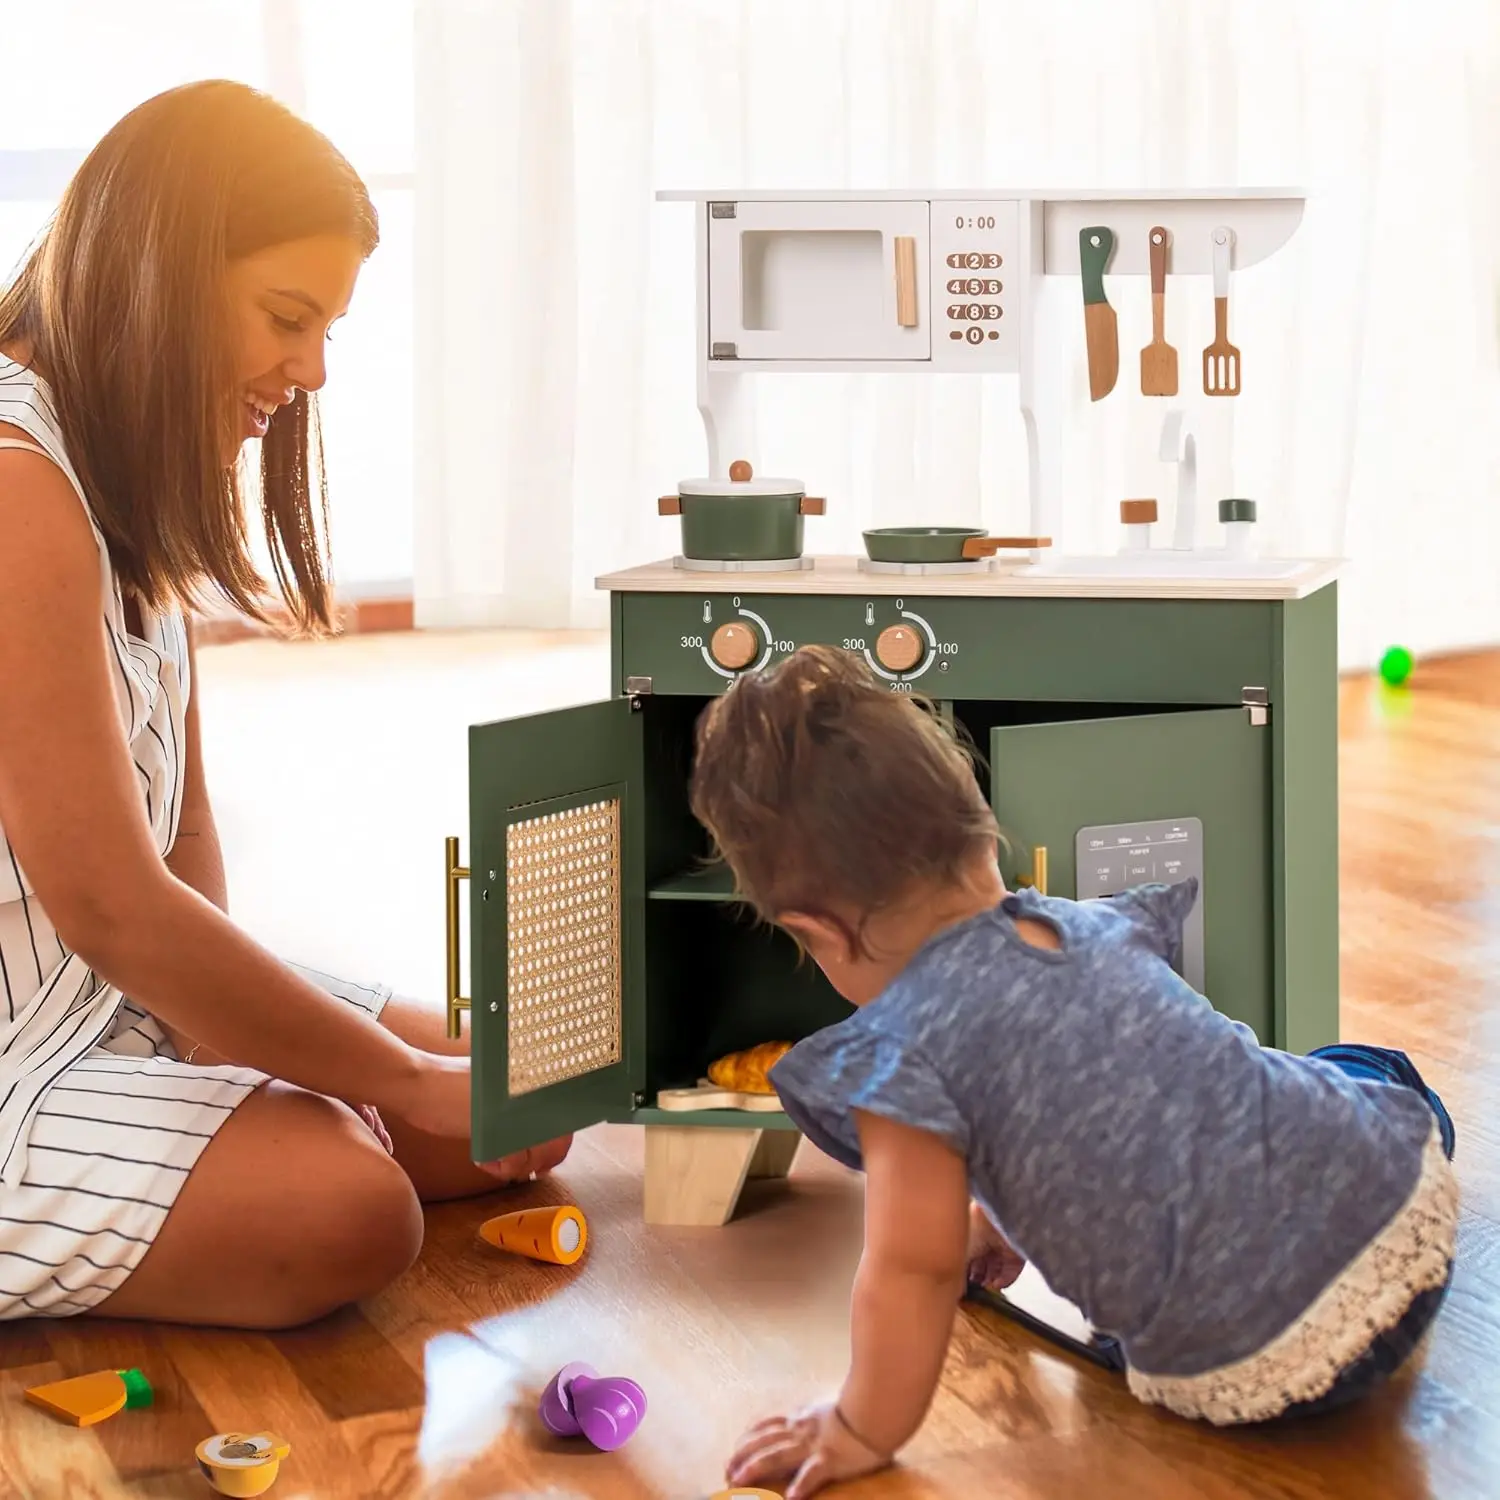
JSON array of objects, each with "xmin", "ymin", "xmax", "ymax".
[
  {"xmin": 648, "ymin": 862, "xmax": 740, "ymax": 903},
  {"xmin": 628, "ymin": 1101, "xmax": 797, "ymax": 1131}
]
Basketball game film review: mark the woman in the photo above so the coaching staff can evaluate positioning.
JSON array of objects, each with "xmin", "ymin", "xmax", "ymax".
[{"xmin": 0, "ymin": 80, "xmax": 571, "ymax": 1329}]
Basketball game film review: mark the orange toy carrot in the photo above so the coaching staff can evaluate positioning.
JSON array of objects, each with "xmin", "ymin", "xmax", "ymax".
[
  {"xmin": 25, "ymin": 1367, "xmax": 153, "ymax": 1426},
  {"xmin": 479, "ymin": 1204, "xmax": 587, "ymax": 1266}
]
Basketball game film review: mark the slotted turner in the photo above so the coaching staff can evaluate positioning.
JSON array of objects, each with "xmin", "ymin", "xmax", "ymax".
[{"xmin": 1203, "ymin": 225, "xmax": 1240, "ymax": 395}]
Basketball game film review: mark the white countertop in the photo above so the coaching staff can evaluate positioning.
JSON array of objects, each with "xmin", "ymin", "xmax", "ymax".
[{"xmin": 595, "ymin": 554, "xmax": 1343, "ymax": 602}]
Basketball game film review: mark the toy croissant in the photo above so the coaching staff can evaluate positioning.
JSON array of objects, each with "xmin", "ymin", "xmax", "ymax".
[{"xmin": 706, "ymin": 1041, "xmax": 793, "ymax": 1095}]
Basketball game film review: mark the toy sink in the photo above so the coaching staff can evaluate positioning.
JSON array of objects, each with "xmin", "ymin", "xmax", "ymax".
[{"xmin": 1037, "ymin": 554, "xmax": 1310, "ymax": 581}]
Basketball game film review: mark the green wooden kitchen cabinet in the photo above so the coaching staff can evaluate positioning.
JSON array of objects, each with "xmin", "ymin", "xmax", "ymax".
[{"xmin": 452, "ymin": 559, "xmax": 1341, "ymax": 1226}]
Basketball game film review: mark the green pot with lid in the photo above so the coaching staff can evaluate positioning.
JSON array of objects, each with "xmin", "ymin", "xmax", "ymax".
[{"xmin": 659, "ymin": 460, "xmax": 825, "ymax": 562}]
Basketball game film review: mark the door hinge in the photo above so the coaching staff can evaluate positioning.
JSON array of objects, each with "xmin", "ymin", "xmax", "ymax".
[
  {"xmin": 625, "ymin": 675, "xmax": 653, "ymax": 697},
  {"xmin": 710, "ymin": 341, "xmax": 739, "ymax": 359},
  {"xmin": 709, "ymin": 201, "xmax": 737, "ymax": 219},
  {"xmin": 1242, "ymin": 686, "xmax": 1269, "ymax": 727}
]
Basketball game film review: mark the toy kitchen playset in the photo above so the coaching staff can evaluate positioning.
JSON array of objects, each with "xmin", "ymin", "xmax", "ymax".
[{"xmin": 447, "ymin": 188, "xmax": 1341, "ymax": 1230}]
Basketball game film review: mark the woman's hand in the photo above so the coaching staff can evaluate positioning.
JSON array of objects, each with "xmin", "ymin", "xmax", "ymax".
[
  {"xmin": 373, "ymin": 1053, "xmax": 571, "ymax": 1180},
  {"xmin": 966, "ymin": 1200, "xmax": 1025, "ymax": 1291},
  {"xmin": 725, "ymin": 1401, "xmax": 890, "ymax": 1500},
  {"xmin": 356, "ymin": 1104, "xmax": 394, "ymax": 1155}
]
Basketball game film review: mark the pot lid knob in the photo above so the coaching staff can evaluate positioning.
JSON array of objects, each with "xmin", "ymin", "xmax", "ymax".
[{"xmin": 728, "ymin": 459, "xmax": 752, "ymax": 482}]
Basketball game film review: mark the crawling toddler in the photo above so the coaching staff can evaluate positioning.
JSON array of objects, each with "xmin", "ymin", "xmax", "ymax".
[{"xmin": 687, "ymin": 644, "xmax": 1458, "ymax": 1499}]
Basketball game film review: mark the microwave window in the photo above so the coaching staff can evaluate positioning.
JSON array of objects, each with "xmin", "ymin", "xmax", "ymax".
[{"xmin": 740, "ymin": 230, "xmax": 883, "ymax": 332}]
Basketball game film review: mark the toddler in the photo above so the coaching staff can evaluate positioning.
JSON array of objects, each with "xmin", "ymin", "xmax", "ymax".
[{"xmin": 687, "ymin": 645, "xmax": 1459, "ymax": 1500}]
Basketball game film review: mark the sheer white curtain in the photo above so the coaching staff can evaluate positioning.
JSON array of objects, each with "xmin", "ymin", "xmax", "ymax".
[
  {"xmin": 0, "ymin": 0, "xmax": 417, "ymax": 597},
  {"xmin": 413, "ymin": 0, "xmax": 1500, "ymax": 670}
]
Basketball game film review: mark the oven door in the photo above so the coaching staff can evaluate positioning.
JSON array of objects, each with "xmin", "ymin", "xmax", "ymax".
[{"xmin": 707, "ymin": 199, "xmax": 931, "ymax": 361}]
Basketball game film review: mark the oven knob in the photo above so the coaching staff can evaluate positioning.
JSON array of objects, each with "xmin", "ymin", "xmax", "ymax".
[
  {"xmin": 710, "ymin": 621, "xmax": 759, "ymax": 671},
  {"xmin": 874, "ymin": 624, "xmax": 924, "ymax": 674}
]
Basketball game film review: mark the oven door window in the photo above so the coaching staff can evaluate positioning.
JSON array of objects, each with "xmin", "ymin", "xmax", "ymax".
[{"xmin": 708, "ymin": 200, "xmax": 930, "ymax": 361}]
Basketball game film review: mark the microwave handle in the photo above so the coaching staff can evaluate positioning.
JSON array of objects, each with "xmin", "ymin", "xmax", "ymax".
[{"xmin": 894, "ymin": 235, "xmax": 919, "ymax": 327}]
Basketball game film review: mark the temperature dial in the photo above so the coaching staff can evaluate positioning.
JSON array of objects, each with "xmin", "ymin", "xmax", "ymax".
[
  {"xmin": 875, "ymin": 624, "xmax": 924, "ymax": 674},
  {"xmin": 710, "ymin": 621, "xmax": 759, "ymax": 671}
]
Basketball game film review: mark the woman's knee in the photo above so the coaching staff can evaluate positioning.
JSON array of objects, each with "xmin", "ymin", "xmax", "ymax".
[{"xmin": 263, "ymin": 1089, "xmax": 425, "ymax": 1319}]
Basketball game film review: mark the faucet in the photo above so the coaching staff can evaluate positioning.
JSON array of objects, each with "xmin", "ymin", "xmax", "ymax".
[{"xmin": 1158, "ymin": 409, "xmax": 1197, "ymax": 553}]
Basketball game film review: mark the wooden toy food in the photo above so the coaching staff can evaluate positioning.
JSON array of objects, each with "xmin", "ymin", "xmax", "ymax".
[
  {"xmin": 479, "ymin": 1204, "xmax": 588, "ymax": 1265},
  {"xmin": 655, "ymin": 1079, "xmax": 785, "ymax": 1112},
  {"xmin": 195, "ymin": 1432, "xmax": 292, "ymax": 1496},
  {"xmin": 705, "ymin": 1041, "xmax": 792, "ymax": 1094},
  {"xmin": 24, "ymin": 1367, "xmax": 152, "ymax": 1426}
]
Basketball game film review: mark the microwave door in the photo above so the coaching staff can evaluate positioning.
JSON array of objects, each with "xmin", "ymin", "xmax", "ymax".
[{"xmin": 708, "ymin": 201, "xmax": 931, "ymax": 362}]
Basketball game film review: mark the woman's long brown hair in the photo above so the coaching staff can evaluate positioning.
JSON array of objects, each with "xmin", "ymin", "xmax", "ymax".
[{"xmin": 0, "ymin": 79, "xmax": 379, "ymax": 633}]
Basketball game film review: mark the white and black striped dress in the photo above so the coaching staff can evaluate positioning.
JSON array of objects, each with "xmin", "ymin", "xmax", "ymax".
[{"xmin": 0, "ymin": 357, "xmax": 391, "ymax": 1319}]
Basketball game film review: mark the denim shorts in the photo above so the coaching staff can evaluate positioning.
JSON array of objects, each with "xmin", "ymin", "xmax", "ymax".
[{"xmin": 1260, "ymin": 1042, "xmax": 1456, "ymax": 1422}]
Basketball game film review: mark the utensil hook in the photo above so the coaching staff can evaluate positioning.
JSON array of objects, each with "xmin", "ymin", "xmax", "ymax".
[{"xmin": 1159, "ymin": 408, "xmax": 1197, "ymax": 552}]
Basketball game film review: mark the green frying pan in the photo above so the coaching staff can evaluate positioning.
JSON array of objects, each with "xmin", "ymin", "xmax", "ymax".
[{"xmin": 862, "ymin": 527, "xmax": 1051, "ymax": 564}]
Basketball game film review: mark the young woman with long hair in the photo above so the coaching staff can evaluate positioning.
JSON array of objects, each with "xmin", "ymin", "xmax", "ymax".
[{"xmin": 0, "ymin": 79, "xmax": 571, "ymax": 1329}]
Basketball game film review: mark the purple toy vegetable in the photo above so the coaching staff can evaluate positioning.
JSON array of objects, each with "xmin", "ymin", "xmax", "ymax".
[{"xmin": 539, "ymin": 1361, "xmax": 646, "ymax": 1451}]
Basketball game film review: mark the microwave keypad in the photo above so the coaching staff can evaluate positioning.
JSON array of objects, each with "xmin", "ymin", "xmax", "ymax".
[{"xmin": 931, "ymin": 203, "xmax": 1019, "ymax": 365}]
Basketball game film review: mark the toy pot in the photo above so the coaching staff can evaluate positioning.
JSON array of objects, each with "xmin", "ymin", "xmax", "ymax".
[{"xmin": 658, "ymin": 459, "xmax": 824, "ymax": 563}]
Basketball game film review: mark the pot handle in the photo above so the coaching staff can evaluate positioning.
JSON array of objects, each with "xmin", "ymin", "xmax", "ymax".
[
  {"xmin": 658, "ymin": 495, "xmax": 682, "ymax": 516},
  {"xmin": 799, "ymin": 496, "xmax": 826, "ymax": 516},
  {"xmin": 961, "ymin": 535, "xmax": 1052, "ymax": 558}
]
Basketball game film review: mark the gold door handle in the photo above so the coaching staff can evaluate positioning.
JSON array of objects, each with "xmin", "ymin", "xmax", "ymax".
[
  {"xmin": 1016, "ymin": 845, "xmax": 1047, "ymax": 896},
  {"xmin": 445, "ymin": 836, "xmax": 471, "ymax": 1039}
]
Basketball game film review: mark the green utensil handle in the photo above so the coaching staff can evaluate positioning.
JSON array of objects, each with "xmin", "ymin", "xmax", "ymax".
[{"xmin": 1079, "ymin": 226, "xmax": 1114, "ymax": 305}]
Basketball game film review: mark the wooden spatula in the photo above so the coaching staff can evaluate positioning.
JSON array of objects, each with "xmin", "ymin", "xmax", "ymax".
[
  {"xmin": 1202, "ymin": 225, "xmax": 1240, "ymax": 396},
  {"xmin": 1079, "ymin": 226, "xmax": 1117, "ymax": 400},
  {"xmin": 1140, "ymin": 226, "xmax": 1177, "ymax": 396}
]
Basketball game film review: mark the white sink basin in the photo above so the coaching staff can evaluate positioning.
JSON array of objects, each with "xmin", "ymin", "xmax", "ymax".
[{"xmin": 1035, "ymin": 553, "xmax": 1307, "ymax": 581}]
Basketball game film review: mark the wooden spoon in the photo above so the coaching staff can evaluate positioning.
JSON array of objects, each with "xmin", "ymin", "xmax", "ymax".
[{"xmin": 1140, "ymin": 226, "xmax": 1178, "ymax": 396}]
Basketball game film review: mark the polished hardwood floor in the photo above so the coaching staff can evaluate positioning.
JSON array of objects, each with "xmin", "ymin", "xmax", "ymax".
[{"xmin": 1, "ymin": 632, "xmax": 1497, "ymax": 1499}]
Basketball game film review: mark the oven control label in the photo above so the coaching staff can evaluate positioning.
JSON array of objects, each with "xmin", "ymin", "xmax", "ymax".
[{"xmin": 1074, "ymin": 817, "xmax": 1205, "ymax": 993}]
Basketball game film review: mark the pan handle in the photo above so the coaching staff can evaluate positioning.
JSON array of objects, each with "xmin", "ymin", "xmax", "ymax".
[
  {"xmin": 961, "ymin": 535, "xmax": 1052, "ymax": 558},
  {"xmin": 799, "ymin": 496, "xmax": 826, "ymax": 516},
  {"xmin": 658, "ymin": 495, "xmax": 682, "ymax": 516}
]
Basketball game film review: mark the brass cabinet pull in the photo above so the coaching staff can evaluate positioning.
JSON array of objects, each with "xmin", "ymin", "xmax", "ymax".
[
  {"xmin": 445, "ymin": 836, "xmax": 471, "ymax": 1039},
  {"xmin": 1017, "ymin": 845, "xmax": 1048, "ymax": 896}
]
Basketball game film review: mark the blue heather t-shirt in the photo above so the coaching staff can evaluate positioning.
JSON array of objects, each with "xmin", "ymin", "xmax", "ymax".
[{"xmin": 769, "ymin": 879, "xmax": 1438, "ymax": 1378}]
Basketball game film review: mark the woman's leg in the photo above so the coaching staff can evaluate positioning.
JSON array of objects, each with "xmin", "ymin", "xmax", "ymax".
[
  {"xmin": 376, "ymin": 995, "xmax": 574, "ymax": 1203},
  {"xmin": 84, "ymin": 1081, "xmax": 426, "ymax": 1328}
]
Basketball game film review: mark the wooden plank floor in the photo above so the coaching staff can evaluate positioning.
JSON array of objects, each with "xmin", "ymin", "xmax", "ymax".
[{"xmin": 4, "ymin": 646, "xmax": 1500, "ymax": 1498}]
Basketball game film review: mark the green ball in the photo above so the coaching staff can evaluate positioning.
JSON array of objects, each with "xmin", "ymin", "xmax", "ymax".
[{"xmin": 1378, "ymin": 646, "xmax": 1413, "ymax": 686}]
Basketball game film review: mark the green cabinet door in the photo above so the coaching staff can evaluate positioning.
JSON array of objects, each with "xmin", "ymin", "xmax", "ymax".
[
  {"xmin": 989, "ymin": 708, "xmax": 1274, "ymax": 1043},
  {"xmin": 467, "ymin": 697, "xmax": 647, "ymax": 1161}
]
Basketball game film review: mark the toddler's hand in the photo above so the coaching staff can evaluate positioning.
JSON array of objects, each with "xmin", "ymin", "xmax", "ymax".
[
  {"xmin": 726, "ymin": 1401, "xmax": 889, "ymax": 1499},
  {"xmin": 966, "ymin": 1200, "xmax": 1025, "ymax": 1291}
]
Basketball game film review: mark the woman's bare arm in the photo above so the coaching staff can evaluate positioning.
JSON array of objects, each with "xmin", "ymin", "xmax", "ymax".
[
  {"xmin": 157, "ymin": 619, "xmax": 230, "ymax": 1062},
  {"xmin": 0, "ymin": 440, "xmax": 429, "ymax": 1115}
]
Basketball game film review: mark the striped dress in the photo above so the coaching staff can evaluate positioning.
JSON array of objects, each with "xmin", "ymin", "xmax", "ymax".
[{"xmin": 0, "ymin": 356, "xmax": 391, "ymax": 1319}]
